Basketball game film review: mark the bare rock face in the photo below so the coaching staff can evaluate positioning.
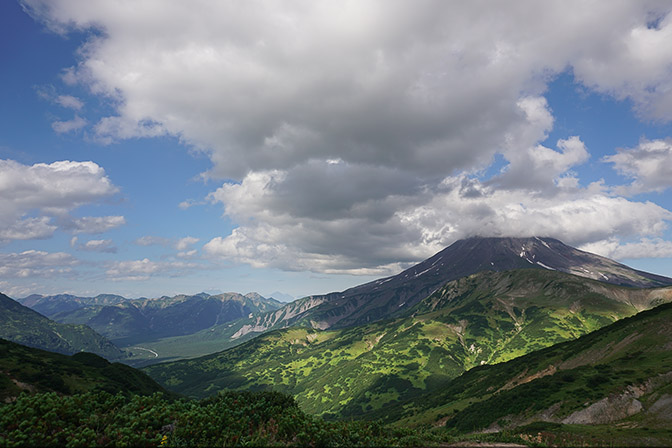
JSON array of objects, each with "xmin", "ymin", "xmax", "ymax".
[
  {"xmin": 562, "ymin": 392, "xmax": 644, "ymax": 425},
  {"xmin": 562, "ymin": 371, "xmax": 672, "ymax": 425},
  {"xmin": 649, "ymin": 394, "xmax": 672, "ymax": 421}
]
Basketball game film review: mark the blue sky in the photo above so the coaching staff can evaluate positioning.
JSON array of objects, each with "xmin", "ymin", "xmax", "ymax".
[{"xmin": 1, "ymin": 0, "xmax": 672, "ymax": 300}]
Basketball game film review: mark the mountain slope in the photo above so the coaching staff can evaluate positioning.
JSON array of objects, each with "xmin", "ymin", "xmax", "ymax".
[
  {"xmin": 50, "ymin": 292, "xmax": 283, "ymax": 345},
  {"xmin": 226, "ymin": 237, "xmax": 672, "ymax": 340},
  {"xmin": 0, "ymin": 293, "xmax": 126, "ymax": 360},
  {"xmin": 144, "ymin": 269, "xmax": 672, "ymax": 417},
  {"xmin": 379, "ymin": 301, "xmax": 672, "ymax": 434},
  {"xmin": 0, "ymin": 339, "xmax": 168, "ymax": 402},
  {"xmin": 17, "ymin": 293, "xmax": 127, "ymax": 318}
]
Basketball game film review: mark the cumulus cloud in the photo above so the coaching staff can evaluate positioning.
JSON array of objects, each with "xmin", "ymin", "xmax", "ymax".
[
  {"xmin": 175, "ymin": 237, "xmax": 200, "ymax": 258},
  {"xmin": 177, "ymin": 249, "xmax": 198, "ymax": 259},
  {"xmin": 134, "ymin": 235, "xmax": 170, "ymax": 246},
  {"xmin": 571, "ymin": 11, "xmax": 672, "ymax": 120},
  {"xmin": 65, "ymin": 216, "xmax": 126, "ymax": 234},
  {"xmin": 581, "ymin": 238, "xmax": 672, "ymax": 260},
  {"xmin": 176, "ymin": 236, "xmax": 199, "ymax": 251},
  {"xmin": 55, "ymin": 94, "xmax": 84, "ymax": 110},
  {"xmin": 23, "ymin": 1, "xmax": 672, "ymax": 175},
  {"xmin": 0, "ymin": 159, "xmax": 121, "ymax": 241},
  {"xmin": 604, "ymin": 139, "xmax": 672, "ymax": 194},
  {"xmin": 0, "ymin": 217, "xmax": 56, "ymax": 241},
  {"xmin": 493, "ymin": 136, "xmax": 590, "ymax": 193},
  {"xmin": 178, "ymin": 200, "xmax": 197, "ymax": 210},
  {"xmin": 0, "ymin": 250, "xmax": 79, "ymax": 278},
  {"xmin": 22, "ymin": 0, "xmax": 672, "ymax": 273},
  {"xmin": 205, "ymin": 171, "xmax": 672, "ymax": 274},
  {"xmin": 34, "ymin": 86, "xmax": 87, "ymax": 131},
  {"xmin": 51, "ymin": 114, "xmax": 87, "ymax": 133},
  {"xmin": 105, "ymin": 258, "xmax": 199, "ymax": 281},
  {"xmin": 403, "ymin": 180, "xmax": 672, "ymax": 248},
  {"xmin": 35, "ymin": 85, "xmax": 83, "ymax": 110},
  {"xmin": 207, "ymin": 161, "xmax": 424, "ymax": 222},
  {"xmin": 134, "ymin": 235, "xmax": 200, "ymax": 258},
  {"xmin": 74, "ymin": 238, "xmax": 117, "ymax": 253}
]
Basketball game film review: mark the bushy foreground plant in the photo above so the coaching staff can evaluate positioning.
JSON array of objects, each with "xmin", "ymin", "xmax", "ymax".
[{"xmin": 0, "ymin": 390, "xmax": 442, "ymax": 447}]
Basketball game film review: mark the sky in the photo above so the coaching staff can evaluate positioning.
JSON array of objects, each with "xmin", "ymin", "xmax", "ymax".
[{"xmin": 1, "ymin": 0, "xmax": 672, "ymax": 300}]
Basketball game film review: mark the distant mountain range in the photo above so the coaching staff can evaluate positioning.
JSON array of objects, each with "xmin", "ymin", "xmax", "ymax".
[
  {"xmin": 18, "ymin": 293, "xmax": 127, "ymax": 318},
  {"xmin": 0, "ymin": 293, "xmax": 125, "ymax": 360},
  {"xmin": 20, "ymin": 292, "xmax": 283, "ymax": 347}
]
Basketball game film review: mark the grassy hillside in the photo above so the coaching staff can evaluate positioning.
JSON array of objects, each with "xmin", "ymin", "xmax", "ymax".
[
  {"xmin": 0, "ymin": 339, "xmax": 168, "ymax": 402},
  {"xmin": 17, "ymin": 293, "xmax": 126, "ymax": 318},
  {"xmin": 381, "ymin": 301, "xmax": 672, "ymax": 435},
  {"xmin": 0, "ymin": 293, "xmax": 126, "ymax": 360},
  {"xmin": 119, "ymin": 322, "xmax": 257, "ymax": 366},
  {"xmin": 145, "ymin": 269, "xmax": 672, "ymax": 418}
]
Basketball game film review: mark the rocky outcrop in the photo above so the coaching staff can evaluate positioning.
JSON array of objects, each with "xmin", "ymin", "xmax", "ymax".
[
  {"xmin": 562, "ymin": 389, "xmax": 644, "ymax": 424},
  {"xmin": 561, "ymin": 371, "xmax": 672, "ymax": 425}
]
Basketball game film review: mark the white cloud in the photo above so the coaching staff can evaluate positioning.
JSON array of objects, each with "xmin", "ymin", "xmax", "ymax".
[
  {"xmin": 34, "ymin": 86, "xmax": 87, "ymax": 132},
  {"xmin": 404, "ymin": 182, "xmax": 672, "ymax": 248},
  {"xmin": 0, "ymin": 217, "xmax": 56, "ymax": 241},
  {"xmin": 176, "ymin": 236, "xmax": 199, "ymax": 251},
  {"xmin": 22, "ymin": 0, "xmax": 672, "ymax": 273},
  {"xmin": 51, "ymin": 114, "xmax": 87, "ymax": 133},
  {"xmin": 571, "ymin": 11, "xmax": 672, "ymax": 120},
  {"xmin": 205, "ymin": 171, "xmax": 672, "ymax": 273},
  {"xmin": 494, "ymin": 136, "xmax": 590, "ymax": 193},
  {"xmin": 604, "ymin": 138, "xmax": 672, "ymax": 194},
  {"xmin": 134, "ymin": 235, "xmax": 200, "ymax": 256},
  {"xmin": 105, "ymin": 258, "xmax": 199, "ymax": 281},
  {"xmin": 35, "ymin": 85, "xmax": 83, "ymax": 110},
  {"xmin": 24, "ymin": 1, "xmax": 672, "ymax": 176},
  {"xmin": 0, "ymin": 159, "xmax": 120, "ymax": 241},
  {"xmin": 75, "ymin": 239, "xmax": 117, "ymax": 253},
  {"xmin": 0, "ymin": 283, "xmax": 43, "ymax": 299},
  {"xmin": 67, "ymin": 216, "xmax": 126, "ymax": 234},
  {"xmin": 487, "ymin": 97, "xmax": 590, "ymax": 193},
  {"xmin": 177, "ymin": 249, "xmax": 198, "ymax": 259},
  {"xmin": 134, "ymin": 235, "xmax": 170, "ymax": 246},
  {"xmin": 0, "ymin": 250, "xmax": 79, "ymax": 278},
  {"xmin": 580, "ymin": 238, "xmax": 672, "ymax": 260},
  {"xmin": 55, "ymin": 94, "xmax": 84, "ymax": 110},
  {"xmin": 178, "ymin": 200, "xmax": 196, "ymax": 210},
  {"xmin": 66, "ymin": 216, "xmax": 126, "ymax": 234}
]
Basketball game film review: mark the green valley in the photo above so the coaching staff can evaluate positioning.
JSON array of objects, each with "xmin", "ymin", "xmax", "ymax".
[
  {"xmin": 144, "ymin": 269, "xmax": 672, "ymax": 418},
  {"xmin": 385, "ymin": 300, "xmax": 672, "ymax": 445}
]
